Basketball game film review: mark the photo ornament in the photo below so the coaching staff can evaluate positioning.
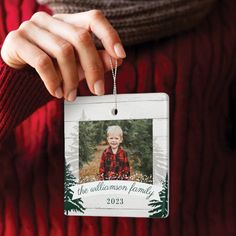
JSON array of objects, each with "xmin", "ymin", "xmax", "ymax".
[{"xmin": 64, "ymin": 93, "xmax": 169, "ymax": 218}]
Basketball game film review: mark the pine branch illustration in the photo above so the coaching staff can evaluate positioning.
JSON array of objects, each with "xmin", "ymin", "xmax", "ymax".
[
  {"xmin": 64, "ymin": 162, "xmax": 86, "ymax": 215},
  {"xmin": 148, "ymin": 175, "xmax": 168, "ymax": 218},
  {"xmin": 65, "ymin": 199, "xmax": 85, "ymax": 214}
]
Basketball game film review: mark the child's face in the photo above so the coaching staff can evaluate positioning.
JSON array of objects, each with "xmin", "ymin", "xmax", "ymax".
[{"xmin": 107, "ymin": 133, "xmax": 122, "ymax": 150}]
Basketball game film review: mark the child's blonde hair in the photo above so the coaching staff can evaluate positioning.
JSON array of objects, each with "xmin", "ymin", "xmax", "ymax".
[{"xmin": 107, "ymin": 125, "xmax": 123, "ymax": 138}]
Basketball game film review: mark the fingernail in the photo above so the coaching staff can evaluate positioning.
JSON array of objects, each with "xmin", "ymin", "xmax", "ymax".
[
  {"xmin": 67, "ymin": 89, "xmax": 77, "ymax": 102},
  {"xmin": 55, "ymin": 87, "xmax": 63, "ymax": 99},
  {"xmin": 114, "ymin": 43, "xmax": 126, "ymax": 58},
  {"xmin": 94, "ymin": 80, "xmax": 104, "ymax": 96}
]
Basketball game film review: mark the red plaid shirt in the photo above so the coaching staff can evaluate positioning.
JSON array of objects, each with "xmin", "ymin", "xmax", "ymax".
[{"xmin": 99, "ymin": 146, "xmax": 130, "ymax": 180}]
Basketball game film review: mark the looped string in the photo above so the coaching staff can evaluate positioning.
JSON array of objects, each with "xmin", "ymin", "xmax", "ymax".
[{"xmin": 109, "ymin": 57, "xmax": 118, "ymax": 113}]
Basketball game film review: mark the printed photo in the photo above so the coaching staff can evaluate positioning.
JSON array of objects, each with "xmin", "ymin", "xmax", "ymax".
[{"xmin": 78, "ymin": 119, "xmax": 153, "ymax": 184}]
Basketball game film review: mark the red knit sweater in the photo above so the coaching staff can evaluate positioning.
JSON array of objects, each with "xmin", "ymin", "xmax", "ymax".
[{"xmin": 0, "ymin": 0, "xmax": 236, "ymax": 236}]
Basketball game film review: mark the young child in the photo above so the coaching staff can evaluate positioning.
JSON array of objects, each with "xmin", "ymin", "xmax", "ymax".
[{"xmin": 99, "ymin": 125, "xmax": 130, "ymax": 180}]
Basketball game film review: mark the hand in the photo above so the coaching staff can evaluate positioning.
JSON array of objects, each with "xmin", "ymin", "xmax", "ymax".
[{"xmin": 0, "ymin": 10, "xmax": 126, "ymax": 101}]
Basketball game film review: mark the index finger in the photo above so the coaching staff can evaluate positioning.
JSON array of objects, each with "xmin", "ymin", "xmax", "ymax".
[{"xmin": 53, "ymin": 10, "xmax": 126, "ymax": 59}]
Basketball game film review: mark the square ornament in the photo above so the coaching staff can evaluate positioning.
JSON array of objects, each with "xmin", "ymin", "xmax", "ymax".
[{"xmin": 64, "ymin": 93, "xmax": 169, "ymax": 218}]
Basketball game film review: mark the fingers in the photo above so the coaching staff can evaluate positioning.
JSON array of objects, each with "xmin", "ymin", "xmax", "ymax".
[
  {"xmin": 1, "ymin": 11, "xmax": 126, "ymax": 101},
  {"xmin": 2, "ymin": 31, "xmax": 62, "ymax": 98},
  {"xmin": 98, "ymin": 51, "xmax": 123, "ymax": 73},
  {"xmin": 77, "ymin": 50, "xmax": 123, "ymax": 81},
  {"xmin": 19, "ymin": 20, "xmax": 79, "ymax": 101},
  {"xmin": 53, "ymin": 10, "xmax": 126, "ymax": 59},
  {"xmin": 30, "ymin": 11, "xmax": 124, "ymax": 96},
  {"xmin": 30, "ymin": 12, "xmax": 105, "ymax": 96}
]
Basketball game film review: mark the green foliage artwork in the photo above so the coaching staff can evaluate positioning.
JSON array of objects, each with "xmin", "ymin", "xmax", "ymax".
[
  {"xmin": 79, "ymin": 122, "xmax": 98, "ymax": 168},
  {"xmin": 64, "ymin": 162, "xmax": 85, "ymax": 215},
  {"xmin": 148, "ymin": 175, "xmax": 168, "ymax": 218}
]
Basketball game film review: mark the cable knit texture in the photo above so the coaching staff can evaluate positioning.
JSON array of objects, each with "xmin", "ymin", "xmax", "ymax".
[
  {"xmin": 37, "ymin": 0, "xmax": 216, "ymax": 45},
  {"xmin": 0, "ymin": 60, "xmax": 52, "ymax": 140},
  {"xmin": 0, "ymin": 0, "xmax": 236, "ymax": 236}
]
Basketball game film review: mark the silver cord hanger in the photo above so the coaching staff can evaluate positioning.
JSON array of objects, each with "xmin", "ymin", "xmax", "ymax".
[{"xmin": 109, "ymin": 57, "xmax": 118, "ymax": 115}]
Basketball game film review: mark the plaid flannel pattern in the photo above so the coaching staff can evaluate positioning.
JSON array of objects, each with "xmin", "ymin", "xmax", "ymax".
[{"xmin": 99, "ymin": 146, "xmax": 130, "ymax": 180}]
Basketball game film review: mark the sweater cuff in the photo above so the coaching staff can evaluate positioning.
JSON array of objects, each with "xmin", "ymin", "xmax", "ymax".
[{"xmin": 0, "ymin": 57, "xmax": 52, "ymax": 141}]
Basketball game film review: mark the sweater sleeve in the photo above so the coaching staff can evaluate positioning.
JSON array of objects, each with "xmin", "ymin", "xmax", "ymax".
[{"xmin": 0, "ymin": 54, "xmax": 52, "ymax": 142}]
